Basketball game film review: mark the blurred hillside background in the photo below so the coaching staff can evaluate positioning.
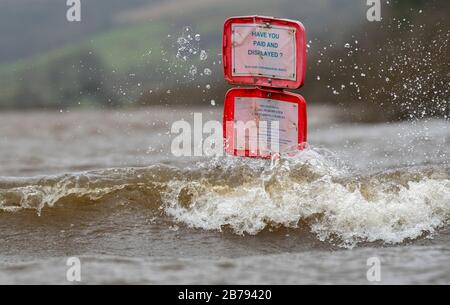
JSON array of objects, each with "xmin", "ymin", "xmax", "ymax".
[{"xmin": 0, "ymin": 0, "xmax": 448, "ymax": 121}]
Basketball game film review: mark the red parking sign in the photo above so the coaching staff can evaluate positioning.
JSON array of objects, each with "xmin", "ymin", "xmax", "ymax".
[
  {"xmin": 223, "ymin": 87, "xmax": 307, "ymax": 158},
  {"xmin": 223, "ymin": 16, "xmax": 307, "ymax": 89}
]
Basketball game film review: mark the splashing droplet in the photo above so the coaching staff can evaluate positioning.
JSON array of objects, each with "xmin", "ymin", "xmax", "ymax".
[
  {"xmin": 204, "ymin": 68, "xmax": 212, "ymax": 76},
  {"xmin": 189, "ymin": 65, "xmax": 198, "ymax": 77},
  {"xmin": 200, "ymin": 50, "xmax": 208, "ymax": 61}
]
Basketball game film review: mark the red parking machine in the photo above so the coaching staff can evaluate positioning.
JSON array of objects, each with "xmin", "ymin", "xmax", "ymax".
[{"xmin": 222, "ymin": 16, "xmax": 308, "ymax": 158}]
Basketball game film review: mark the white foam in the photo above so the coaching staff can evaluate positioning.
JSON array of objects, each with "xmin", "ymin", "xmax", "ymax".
[{"xmin": 164, "ymin": 150, "xmax": 450, "ymax": 248}]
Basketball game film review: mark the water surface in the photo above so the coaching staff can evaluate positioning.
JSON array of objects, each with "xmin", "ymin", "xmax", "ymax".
[{"xmin": 0, "ymin": 107, "xmax": 449, "ymax": 284}]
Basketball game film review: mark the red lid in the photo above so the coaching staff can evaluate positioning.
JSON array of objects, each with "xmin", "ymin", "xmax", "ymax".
[
  {"xmin": 223, "ymin": 87, "xmax": 307, "ymax": 158},
  {"xmin": 223, "ymin": 16, "xmax": 307, "ymax": 90}
]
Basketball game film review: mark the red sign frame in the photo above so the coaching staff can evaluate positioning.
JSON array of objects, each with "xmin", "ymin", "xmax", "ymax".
[
  {"xmin": 223, "ymin": 87, "xmax": 307, "ymax": 158},
  {"xmin": 223, "ymin": 16, "xmax": 307, "ymax": 90}
]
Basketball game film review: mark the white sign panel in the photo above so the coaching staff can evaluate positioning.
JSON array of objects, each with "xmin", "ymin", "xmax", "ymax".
[
  {"xmin": 234, "ymin": 97, "xmax": 299, "ymax": 153},
  {"xmin": 232, "ymin": 24, "xmax": 297, "ymax": 81}
]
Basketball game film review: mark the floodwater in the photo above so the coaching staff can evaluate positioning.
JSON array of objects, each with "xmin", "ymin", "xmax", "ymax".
[{"xmin": 0, "ymin": 106, "xmax": 449, "ymax": 284}]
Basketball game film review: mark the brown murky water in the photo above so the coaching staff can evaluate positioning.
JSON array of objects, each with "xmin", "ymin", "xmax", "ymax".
[{"xmin": 0, "ymin": 107, "xmax": 449, "ymax": 284}]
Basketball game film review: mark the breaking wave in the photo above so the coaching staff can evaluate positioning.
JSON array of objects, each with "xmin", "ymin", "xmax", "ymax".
[{"xmin": 1, "ymin": 148, "xmax": 449, "ymax": 248}]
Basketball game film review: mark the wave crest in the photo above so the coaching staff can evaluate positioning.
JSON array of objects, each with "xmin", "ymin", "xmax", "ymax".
[{"xmin": 1, "ymin": 148, "xmax": 449, "ymax": 248}]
